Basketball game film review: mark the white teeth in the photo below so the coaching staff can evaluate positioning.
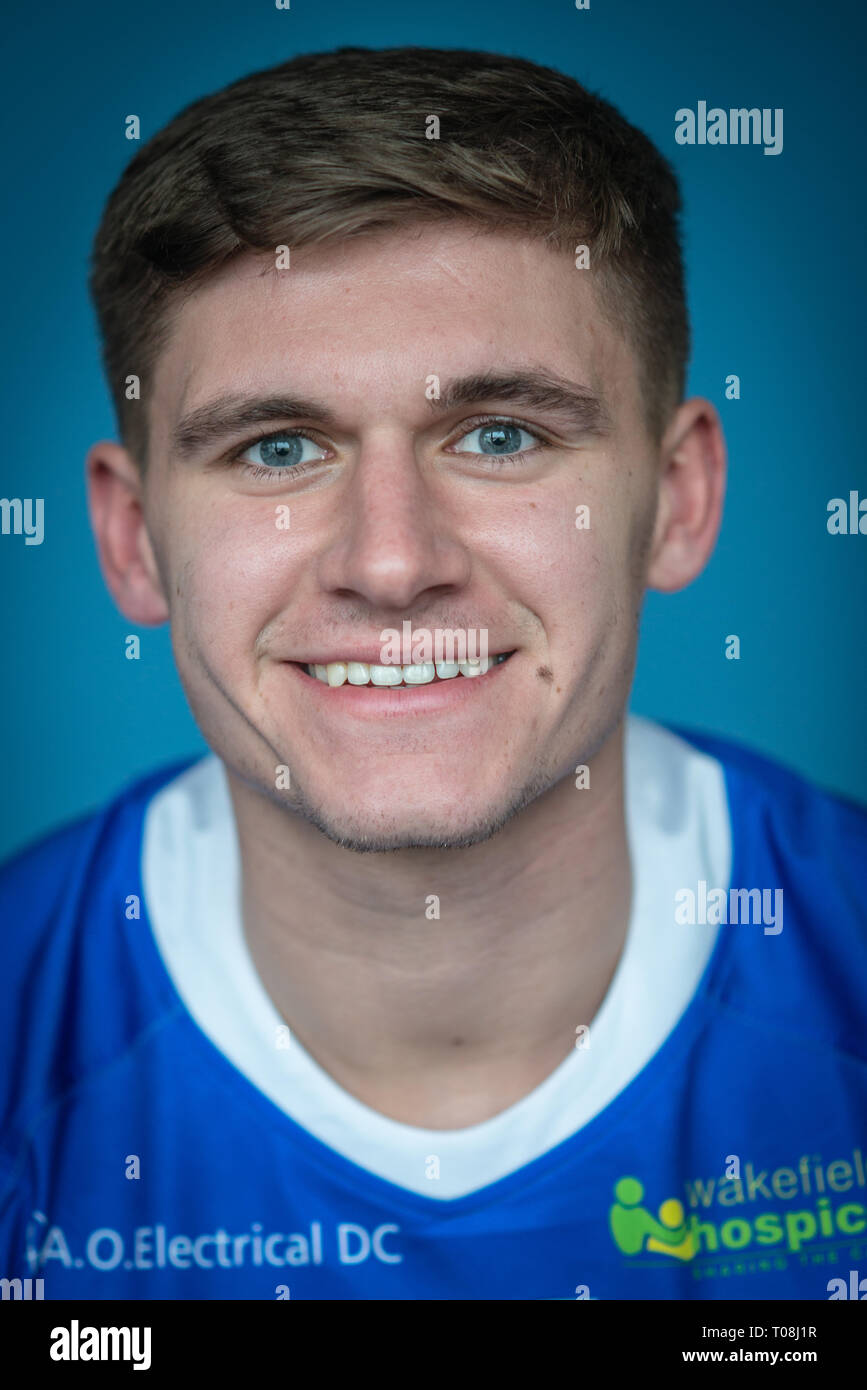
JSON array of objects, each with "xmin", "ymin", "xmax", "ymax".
[
  {"xmin": 403, "ymin": 663, "xmax": 436, "ymax": 684},
  {"xmin": 370, "ymin": 665, "xmax": 403, "ymax": 686},
  {"xmin": 310, "ymin": 654, "xmax": 507, "ymax": 685}
]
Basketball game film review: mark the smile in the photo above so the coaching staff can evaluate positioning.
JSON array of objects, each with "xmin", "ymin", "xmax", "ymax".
[{"xmin": 304, "ymin": 652, "xmax": 515, "ymax": 687}]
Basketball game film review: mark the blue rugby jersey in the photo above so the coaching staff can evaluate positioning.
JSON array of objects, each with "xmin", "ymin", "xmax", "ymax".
[{"xmin": 1, "ymin": 720, "xmax": 865, "ymax": 1301}]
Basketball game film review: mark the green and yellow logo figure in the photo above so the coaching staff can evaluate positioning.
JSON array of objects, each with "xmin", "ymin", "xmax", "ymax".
[{"xmin": 609, "ymin": 1177, "xmax": 696, "ymax": 1260}]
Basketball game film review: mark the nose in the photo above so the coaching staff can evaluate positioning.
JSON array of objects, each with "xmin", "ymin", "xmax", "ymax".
[{"xmin": 315, "ymin": 434, "xmax": 472, "ymax": 611}]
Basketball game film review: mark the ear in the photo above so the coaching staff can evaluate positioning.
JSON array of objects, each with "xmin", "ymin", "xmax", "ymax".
[
  {"xmin": 85, "ymin": 441, "xmax": 170, "ymax": 625},
  {"xmin": 646, "ymin": 397, "xmax": 727, "ymax": 593}
]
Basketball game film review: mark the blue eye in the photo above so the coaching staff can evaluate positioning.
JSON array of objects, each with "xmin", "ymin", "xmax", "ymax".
[
  {"xmin": 453, "ymin": 422, "xmax": 539, "ymax": 456},
  {"xmin": 238, "ymin": 433, "xmax": 328, "ymax": 470}
]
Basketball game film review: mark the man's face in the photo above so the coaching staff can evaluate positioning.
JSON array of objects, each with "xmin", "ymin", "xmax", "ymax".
[{"xmin": 141, "ymin": 223, "xmax": 660, "ymax": 849}]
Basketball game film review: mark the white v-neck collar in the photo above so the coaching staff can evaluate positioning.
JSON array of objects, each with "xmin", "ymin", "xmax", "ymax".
[{"xmin": 141, "ymin": 716, "xmax": 730, "ymax": 1198}]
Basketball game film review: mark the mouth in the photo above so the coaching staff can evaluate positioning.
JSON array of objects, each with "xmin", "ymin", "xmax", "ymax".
[{"xmin": 298, "ymin": 651, "xmax": 516, "ymax": 688}]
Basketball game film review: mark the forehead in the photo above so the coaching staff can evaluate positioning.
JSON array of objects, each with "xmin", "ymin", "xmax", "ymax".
[{"xmin": 150, "ymin": 222, "xmax": 638, "ymax": 446}]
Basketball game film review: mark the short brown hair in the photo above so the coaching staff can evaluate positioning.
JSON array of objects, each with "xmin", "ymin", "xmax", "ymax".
[{"xmin": 89, "ymin": 45, "xmax": 689, "ymax": 463}]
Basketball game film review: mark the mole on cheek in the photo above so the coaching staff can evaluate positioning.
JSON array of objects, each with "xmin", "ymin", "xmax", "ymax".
[{"xmin": 536, "ymin": 665, "xmax": 554, "ymax": 684}]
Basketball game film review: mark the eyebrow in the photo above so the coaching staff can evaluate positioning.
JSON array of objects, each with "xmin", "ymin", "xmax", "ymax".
[
  {"xmin": 172, "ymin": 394, "xmax": 340, "ymax": 459},
  {"xmin": 171, "ymin": 369, "xmax": 611, "ymax": 459},
  {"xmin": 434, "ymin": 370, "xmax": 612, "ymax": 435}
]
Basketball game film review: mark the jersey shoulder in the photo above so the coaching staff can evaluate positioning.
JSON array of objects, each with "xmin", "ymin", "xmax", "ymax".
[
  {"xmin": 0, "ymin": 756, "xmax": 198, "ymax": 929},
  {"xmin": 673, "ymin": 723, "xmax": 867, "ymax": 864},
  {"xmin": 672, "ymin": 724, "xmax": 867, "ymax": 1062},
  {"xmin": 0, "ymin": 758, "xmax": 200, "ymax": 1164}
]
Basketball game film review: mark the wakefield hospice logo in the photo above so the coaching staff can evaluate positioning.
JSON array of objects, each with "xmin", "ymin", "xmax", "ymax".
[{"xmin": 609, "ymin": 1150, "xmax": 867, "ymax": 1282}]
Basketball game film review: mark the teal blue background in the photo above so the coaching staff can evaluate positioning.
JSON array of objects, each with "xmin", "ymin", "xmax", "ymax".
[{"xmin": 1, "ymin": 0, "xmax": 864, "ymax": 857}]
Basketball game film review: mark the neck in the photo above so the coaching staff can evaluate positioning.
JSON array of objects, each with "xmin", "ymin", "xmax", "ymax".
[{"xmin": 228, "ymin": 721, "xmax": 631, "ymax": 1128}]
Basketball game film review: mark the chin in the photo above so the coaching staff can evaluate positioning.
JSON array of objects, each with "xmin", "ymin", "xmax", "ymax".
[
  {"xmin": 284, "ymin": 767, "xmax": 560, "ymax": 854},
  {"xmin": 286, "ymin": 786, "xmax": 521, "ymax": 854},
  {"xmin": 306, "ymin": 811, "xmax": 505, "ymax": 854}
]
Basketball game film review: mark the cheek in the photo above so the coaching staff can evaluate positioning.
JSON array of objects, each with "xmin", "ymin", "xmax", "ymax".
[
  {"xmin": 488, "ymin": 490, "xmax": 630, "ymax": 648},
  {"xmin": 168, "ymin": 506, "xmax": 301, "ymax": 666}
]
